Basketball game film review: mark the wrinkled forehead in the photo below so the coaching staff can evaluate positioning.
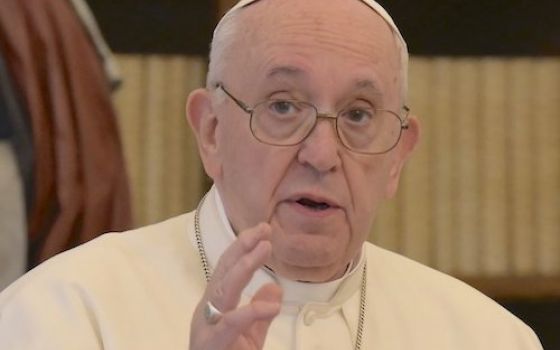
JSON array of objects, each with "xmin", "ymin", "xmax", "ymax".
[{"xmin": 214, "ymin": 0, "xmax": 409, "ymax": 98}]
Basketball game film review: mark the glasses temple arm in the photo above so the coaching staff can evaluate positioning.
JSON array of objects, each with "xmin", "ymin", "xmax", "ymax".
[{"xmin": 216, "ymin": 83, "xmax": 252, "ymax": 113}]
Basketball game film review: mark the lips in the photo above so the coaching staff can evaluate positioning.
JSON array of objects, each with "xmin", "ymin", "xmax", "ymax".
[
  {"xmin": 287, "ymin": 193, "xmax": 341, "ymax": 212},
  {"xmin": 296, "ymin": 198, "xmax": 331, "ymax": 211}
]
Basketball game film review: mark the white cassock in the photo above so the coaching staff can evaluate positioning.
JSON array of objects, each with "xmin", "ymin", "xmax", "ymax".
[{"xmin": 0, "ymin": 186, "xmax": 543, "ymax": 349}]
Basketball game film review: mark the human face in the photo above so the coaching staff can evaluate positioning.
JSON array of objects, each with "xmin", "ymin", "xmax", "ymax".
[{"xmin": 205, "ymin": 0, "xmax": 416, "ymax": 282}]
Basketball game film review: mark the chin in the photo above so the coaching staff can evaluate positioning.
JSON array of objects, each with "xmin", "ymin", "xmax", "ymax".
[
  {"xmin": 269, "ymin": 249, "xmax": 349, "ymax": 282},
  {"xmin": 273, "ymin": 262, "xmax": 344, "ymax": 282},
  {"xmin": 268, "ymin": 219, "xmax": 353, "ymax": 281}
]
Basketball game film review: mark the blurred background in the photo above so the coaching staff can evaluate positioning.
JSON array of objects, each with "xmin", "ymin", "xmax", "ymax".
[{"xmin": 0, "ymin": 0, "xmax": 558, "ymax": 347}]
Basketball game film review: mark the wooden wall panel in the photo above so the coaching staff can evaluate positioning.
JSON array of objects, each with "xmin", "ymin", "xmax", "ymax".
[
  {"xmin": 479, "ymin": 59, "xmax": 509, "ymax": 276},
  {"xmin": 533, "ymin": 61, "xmax": 560, "ymax": 276},
  {"xmin": 430, "ymin": 58, "xmax": 455, "ymax": 272},
  {"xmin": 509, "ymin": 60, "xmax": 538, "ymax": 276},
  {"xmin": 371, "ymin": 57, "xmax": 560, "ymax": 281},
  {"xmin": 400, "ymin": 58, "xmax": 433, "ymax": 266},
  {"xmin": 453, "ymin": 59, "xmax": 481, "ymax": 275},
  {"xmin": 113, "ymin": 54, "xmax": 206, "ymax": 227}
]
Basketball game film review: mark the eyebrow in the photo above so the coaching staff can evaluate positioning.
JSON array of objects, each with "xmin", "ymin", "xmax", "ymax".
[
  {"xmin": 264, "ymin": 66, "xmax": 384, "ymax": 99},
  {"xmin": 354, "ymin": 79, "xmax": 383, "ymax": 97}
]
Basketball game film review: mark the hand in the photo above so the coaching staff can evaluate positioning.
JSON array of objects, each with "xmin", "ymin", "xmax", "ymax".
[{"xmin": 190, "ymin": 223, "xmax": 283, "ymax": 350}]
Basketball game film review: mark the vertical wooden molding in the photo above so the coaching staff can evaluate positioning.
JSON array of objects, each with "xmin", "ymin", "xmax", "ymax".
[
  {"xmin": 401, "ymin": 57, "xmax": 433, "ymax": 266},
  {"xmin": 143, "ymin": 55, "xmax": 168, "ymax": 225},
  {"xmin": 114, "ymin": 54, "xmax": 207, "ymax": 227},
  {"xmin": 431, "ymin": 58, "xmax": 455, "ymax": 273},
  {"xmin": 453, "ymin": 58, "xmax": 481, "ymax": 275},
  {"xmin": 533, "ymin": 59, "xmax": 560, "ymax": 276},
  {"xmin": 114, "ymin": 55, "xmax": 146, "ymax": 227},
  {"xmin": 182, "ymin": 58, "xmax": 207, "ymax": 212},
  {"xmin": 508, "ymin": 59, "xmax": 537, "ymax": 276},
  {"xmin": 163, "ymin": 56, "xmax": 205, "ymax": 217},
  {"xmin": 479, "ymin": 58, "xmax": 509, "ymax": 276}
]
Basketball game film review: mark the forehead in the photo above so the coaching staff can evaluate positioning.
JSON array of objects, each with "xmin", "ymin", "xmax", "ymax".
[
  {"xmin": 245, "ymin": 0, "xmax": 394, "ymax": 42},
  {"xmin": 227, "ymin": 0, "xmax": 400, "ymax": 97}
]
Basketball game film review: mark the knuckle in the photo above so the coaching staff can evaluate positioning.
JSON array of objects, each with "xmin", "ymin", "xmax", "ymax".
[
  {"xmin": 214, "ymin": 283, "xmax": 225, "ymax": 299},
  {"xmin": 211, "ymin": 264, "xmax": 225, "ymax": 280},
  {"xmin": 210, "ymin": 283, "xmax": 234, "ymax": 310},
  {"xmin": 222, "ymin": 309, "xmax": 254, "ymax": 332},
  {"xmin": 221, "ymin": 313, "xmax": 238, "ymax": 329},
  {"xmin": 238, "ymin": 232, "xmax": 256, "ymax": 252},
  {"xmin": 239, "ymin": 255, "xmax": 255, "ymax": 271}
]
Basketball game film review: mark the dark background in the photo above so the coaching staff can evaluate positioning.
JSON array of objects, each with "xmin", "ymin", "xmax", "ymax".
[
  {"xmin": 87, "ymin": 1, "xmax": 560, "ymax": 348},
  {"xmin": 378, "ymin": 0, "xmax": 560, "ymax": 56},
  {"xmin": 88, "ymin": 0, "xmax": 560, "ymax": 56},
  {"xmin": 87, "ymin": 0, "xmax": 214, "ymax": 55}
]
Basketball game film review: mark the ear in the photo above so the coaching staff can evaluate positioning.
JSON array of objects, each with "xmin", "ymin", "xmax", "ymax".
[
  {"xmin": 186, "ymin": 88, "xmax": 222, "ymax": 180},
  {"xmin": 384, "ymin": 115, "xmax": 421, "ymax": 198}
]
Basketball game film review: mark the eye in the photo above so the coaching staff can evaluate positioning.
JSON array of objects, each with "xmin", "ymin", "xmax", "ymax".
[
  {"xmin": 342, "ymin": 108, "xmax": 375, "ymax": 124},
  {"xmin": 269, "ymin": 100, "xmax": 297, "ymax": 115}
]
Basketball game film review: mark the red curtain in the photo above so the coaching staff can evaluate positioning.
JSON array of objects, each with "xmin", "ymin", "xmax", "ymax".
[{"xmin": 0, "ymin": 0, "xmax": 131, "ymax": 266}]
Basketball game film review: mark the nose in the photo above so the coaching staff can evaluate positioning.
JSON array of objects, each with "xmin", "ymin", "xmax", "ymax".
[{"xmin": 297, "ymin": 119, "xmax": 341, "ymax": 173}]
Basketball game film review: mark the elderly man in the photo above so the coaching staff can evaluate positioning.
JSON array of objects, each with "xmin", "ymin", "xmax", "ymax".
[{"xmin": 0, "ymin": 0, "xmax": 544, "ymax": 349}]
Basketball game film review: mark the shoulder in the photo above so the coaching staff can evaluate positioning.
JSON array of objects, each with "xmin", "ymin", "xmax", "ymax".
[
  {"xmin": 6, "ymin": 213, "xmax": 192, "ymax": 292},
  {"xmin": 2, "ymin": 212, "xmax": 198, "ymax": 299},
  {"xmin": 0, "ymin": 212, "xmax": 202, "ymax": 348},
  {"xmin": 363, "ymin": 242, "xmax": 542, "ymax": 349}
]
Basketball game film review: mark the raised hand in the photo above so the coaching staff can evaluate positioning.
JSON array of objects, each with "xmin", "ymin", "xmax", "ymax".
[{"xmin": 190, "ymin": 223, "xmax": 283, "ymax": 350}]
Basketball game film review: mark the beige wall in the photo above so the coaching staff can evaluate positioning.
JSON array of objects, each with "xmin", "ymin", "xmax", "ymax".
[
  {"xmin": 371, "ymin": 57, "xmax": 560, "ymax": 279},
  {"xmin": 113, "ymin": 54, "xmax": 207, "ymax": 227},
  {"xmin": 114, "ymin": 55, "xmax": 560, "ymax": 281}
]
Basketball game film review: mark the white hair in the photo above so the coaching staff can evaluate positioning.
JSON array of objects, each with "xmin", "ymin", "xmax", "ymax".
[
  {"xmin": 207, "ymin": 0, "xmax": 409, "ymax": 105},
  {"xmin": 206, "ymin": 8, "xmax": 242, "ymax": 88}
]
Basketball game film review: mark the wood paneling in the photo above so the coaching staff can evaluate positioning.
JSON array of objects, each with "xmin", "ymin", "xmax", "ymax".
[
  {"xmin": 462, "ymin": 277, "xmax": 560, "ymax": 300},
  {"xmin": 370, "ymin": 57, "xmax": 560, "ymax": 285},
  {"xmin": 113, "ymin": 54, "xmax": 206, "ymax": 227}
]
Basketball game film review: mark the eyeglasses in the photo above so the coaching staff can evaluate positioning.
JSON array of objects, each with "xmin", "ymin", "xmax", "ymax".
[{"xmin": 216, "ymin": 83, "xmax": 410, "ymax": 155}]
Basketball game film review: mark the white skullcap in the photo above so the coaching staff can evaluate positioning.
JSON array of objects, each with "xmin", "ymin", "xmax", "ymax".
[{"xmin": 214, "ymin": 0, "xmax": 409, "ymax": 101}]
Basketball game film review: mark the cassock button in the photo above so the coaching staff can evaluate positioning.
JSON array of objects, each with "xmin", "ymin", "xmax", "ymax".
[{"xmin": 303, "ymin": 310, "xmax": 317, "ymax": 326}]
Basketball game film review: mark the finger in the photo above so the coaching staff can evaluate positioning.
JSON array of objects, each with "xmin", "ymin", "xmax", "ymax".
[
  {"xmin": 252, "ymin": 282, "xmax": 283, "ymax": 304},
  {"xmin": 212, "ymin": 223, "xmax": 272, "ymax": 280},
  {"xmin": 247, "ymin": 283, "xmax": 283, "ymax": 348},
  {"xmin": 210, "ymin": 239, "xmax": 272, "ymax": 312},
  {"xmin": 210, "ymin": 296, "xmax": 281, "ymax": 349},
  {"xmin": 207, "ymin": 223, "xmax": 272, "ymax": 310}
]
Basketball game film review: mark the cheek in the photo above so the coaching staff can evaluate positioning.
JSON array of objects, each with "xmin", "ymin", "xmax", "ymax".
[
  {"xmin": 220, "ymin": 124, "xmax": 274, "ymax": 184},
  {"xmin": 217, "ymin": 122, "xmax": 296, "ymax": 229},
  {"xmin": 218, "ymin": 118, "xmax": 262, "ymax": 182},
  {"xmin": 345, "ymin": 156, "xmax": 393, "ymax": 229}
]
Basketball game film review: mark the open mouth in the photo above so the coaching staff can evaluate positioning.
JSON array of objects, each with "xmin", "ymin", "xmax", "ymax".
[{"xmin": 296, "ymin": 198, "xmax": 332, "ymax": 211}]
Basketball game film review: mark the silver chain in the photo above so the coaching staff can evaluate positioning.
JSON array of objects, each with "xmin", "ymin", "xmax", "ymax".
[
  {"xmin": 194, "ymin": 194, "xmax": 212, "ymax": 282},
  {"xmin": 355, "ymin": 263, "xmax": 366, "ymax": 350},
  {"xmin": 193, "ymin": 195, "xmax": 367, "ymax": 350}
]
